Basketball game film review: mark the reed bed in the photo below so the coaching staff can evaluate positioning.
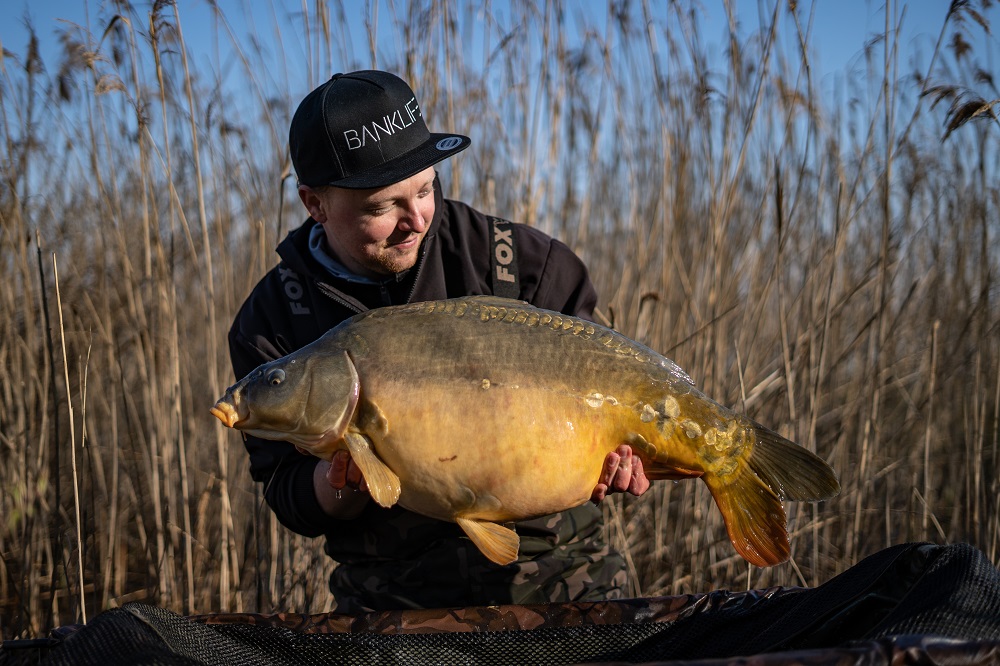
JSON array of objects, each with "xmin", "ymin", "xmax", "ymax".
[{"xmin": 1, "ymin": 0, "xmax": 997, "ymax": 638}]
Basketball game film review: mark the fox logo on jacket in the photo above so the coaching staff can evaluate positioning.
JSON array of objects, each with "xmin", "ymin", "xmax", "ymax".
[{"xmin": 490, "ymin": 217, "xmax": 519, "ymax": 299}]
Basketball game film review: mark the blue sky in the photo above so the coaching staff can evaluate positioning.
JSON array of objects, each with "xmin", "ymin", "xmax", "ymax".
[
  {"xmin": 3, "ymin": 0, "xmax": 995, "ymax": 180},
  {"xmin": 2, "ymin": 1, "xmax": 979, "ymax": 88}
]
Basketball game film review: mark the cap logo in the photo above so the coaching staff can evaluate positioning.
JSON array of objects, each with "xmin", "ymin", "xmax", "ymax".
[
  {"xmin": 435, "ymin": 136, "xmax": 463, "ymax": 151},
  {"xmin": 342, "ymin": 96, "xmax": 422, "ymax": 151}
]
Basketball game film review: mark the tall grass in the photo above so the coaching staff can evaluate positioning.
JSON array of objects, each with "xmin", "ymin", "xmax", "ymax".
[{"xmin": 1, "ymin": 0, "xmax": 998, "ymax": 637}]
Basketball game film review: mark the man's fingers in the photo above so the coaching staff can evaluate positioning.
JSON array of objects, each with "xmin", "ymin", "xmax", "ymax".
[
  {"xmin": 599, "ymin": 451, "xmax": 621, "ymax": 487},
  {"xmin": 629, "ymin": 456, "xmax": 651, "ymax": 495},
  {"xmin": 593, "ymin": 448, "xmax": 627, "ymax": 502},
  {"xmin": 327, "ymin": 450, "xmax": 370, "ymax": 493},
  {"xmin": 588, "ymin": 444, "xmax": 658, "ymax": 503},
  {"xmin": 610, "ymin": 445, "xmax": 633, "ymax": 492},
  {"xmin": 327, "ymin": 450, "xmax": 350, "ymax": 489},
  {"xmin": 597, "ymin": 445, "xmax": 651, "ymax": 498},
  {"xmin": 590, "ymin": 483, "xmax": 609, "ymax": 504}
]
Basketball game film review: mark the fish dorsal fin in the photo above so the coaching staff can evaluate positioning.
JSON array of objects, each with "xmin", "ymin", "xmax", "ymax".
[
  {"xmin": 462, "ymin": 295, "xmax": 530, "ymax": 308},
  {"xmin": 456, "ymin": 517, "xmax": 520, "ymax": 565},
  {"xmin": 343, "ymin": 432, "xmax": 401, "ymax": 508}
]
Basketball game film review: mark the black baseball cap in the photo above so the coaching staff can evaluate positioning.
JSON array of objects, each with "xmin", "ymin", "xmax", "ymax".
[{"xmin": 289, "ymin": 71, "xmax": 471, "ymax": 189}]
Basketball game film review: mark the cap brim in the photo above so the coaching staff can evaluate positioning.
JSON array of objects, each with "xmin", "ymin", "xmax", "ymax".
[{"xmin": 325, "ymin": 133, "xmax": 471, "ymax": 189}]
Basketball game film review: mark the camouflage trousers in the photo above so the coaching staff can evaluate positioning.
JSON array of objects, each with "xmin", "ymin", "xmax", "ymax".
[{"xmin": 326, "ymin": 504, "xmax": 626, "ymax": 613}]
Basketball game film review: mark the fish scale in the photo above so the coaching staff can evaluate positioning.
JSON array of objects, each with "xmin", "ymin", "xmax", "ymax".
[{"xmin": 212, "ymin": 295, "xmax": 840, "ymax": 567}]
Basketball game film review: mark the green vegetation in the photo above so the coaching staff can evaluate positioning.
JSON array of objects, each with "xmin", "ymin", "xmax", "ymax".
[{"xmin": 1, "ymin": 0, "xmax": 997, "ymax": 638}]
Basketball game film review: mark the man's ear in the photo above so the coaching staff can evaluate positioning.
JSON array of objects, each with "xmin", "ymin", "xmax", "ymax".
[{"xmin": 298, "ymin": 185, "xmax": 326, "ymax": 222}]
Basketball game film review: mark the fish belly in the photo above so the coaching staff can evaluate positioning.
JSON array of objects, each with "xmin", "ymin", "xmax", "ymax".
[{"xmin": 360, "ymin": 378, "xmax": 658, "ymax": 523}]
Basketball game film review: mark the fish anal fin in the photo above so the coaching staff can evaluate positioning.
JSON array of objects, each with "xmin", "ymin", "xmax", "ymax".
[
  {"xmin": 456, "ymin": 517, "xmax": 520, "ymax": 565},
  {"xmin": 343, "ymin": 432, "xmax": 401, "ymax": 508},
  {"xmin": 705, "ymin": 470, "xmax": 790, "ymax": 567}
]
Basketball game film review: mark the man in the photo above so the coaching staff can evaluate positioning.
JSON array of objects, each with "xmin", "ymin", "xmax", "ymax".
[{"xmin": 228, "ymin": 70, "xmax": 649, "ymax": 613}]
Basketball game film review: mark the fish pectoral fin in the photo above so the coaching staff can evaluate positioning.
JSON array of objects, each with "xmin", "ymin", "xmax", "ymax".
[
  {"xmin": 456, "ymin": 517, "xmax": 519, "ymax": 566},
  {"xmin": 343, "ymin": 432, "xmax": 401, "ymax": 509}
]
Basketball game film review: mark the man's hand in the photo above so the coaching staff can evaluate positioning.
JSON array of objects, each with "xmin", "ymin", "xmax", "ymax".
[
  {"xmin": 314, "ymin": 450, "xmax": 370, "ymax": 518},
  {"xmin": 591, "ymin": 445, "xmax": 651, "ymax": 503},
  {"xmin": 327, "ymin": 449, "xmax": 369, "ymax": 492}
]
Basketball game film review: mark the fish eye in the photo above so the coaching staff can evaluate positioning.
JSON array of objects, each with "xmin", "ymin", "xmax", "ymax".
[{"xmin": 266, "ymin": 368, "xmax": 286, "ymax": 386}]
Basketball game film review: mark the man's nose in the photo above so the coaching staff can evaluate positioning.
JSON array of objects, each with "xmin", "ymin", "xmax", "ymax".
[{"xmin": 397, "ymin": 200, "xmax": 427, "ymax": 232}]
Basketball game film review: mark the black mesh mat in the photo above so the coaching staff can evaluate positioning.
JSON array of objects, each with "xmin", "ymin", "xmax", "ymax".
[{"xmin": 5, "ymin": 542, "xmax": 1000, "ymax": 665}]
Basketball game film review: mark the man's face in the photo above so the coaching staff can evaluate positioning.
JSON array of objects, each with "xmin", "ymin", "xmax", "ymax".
[{"xmin": 299, "ymin": 167, "xmax": 437, "ymax": 277}]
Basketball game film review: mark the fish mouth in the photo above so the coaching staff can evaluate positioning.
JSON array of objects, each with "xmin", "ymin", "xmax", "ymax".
[{"xmin": 211, "ymin": 400, "xmax": 241, "ymax": 428}]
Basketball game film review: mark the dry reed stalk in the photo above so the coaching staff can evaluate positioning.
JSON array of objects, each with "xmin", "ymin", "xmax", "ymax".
[
  {"xmin": 923, "ymin": 321, "xmax": 939, "ymax": 531},
  {"xmin": 51, "ymin": 255, "xmax": 87, "ymax": 624},
  {"xmin": 146, "ymin": 5, "xmax": 174, "ymax": 607},
  {"xmin": 171, "ymin": 1, "xmax": 241, "ymax": 613},
  {"xmin": 33, "ymin": 235, "xmax": 65, "ymax": 628},
  {"xmin": 991, "ymin": 347, "xmax": 1000, "ymax": 561},
  {"xmin": 168, "ymin": 276, "xmax": 196, "ymax": 615}
]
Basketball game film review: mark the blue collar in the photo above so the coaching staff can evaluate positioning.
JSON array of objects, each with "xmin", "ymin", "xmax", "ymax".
[{"xmin": 308, "ymin": 223, "xmax": 383, "ymax": 285}]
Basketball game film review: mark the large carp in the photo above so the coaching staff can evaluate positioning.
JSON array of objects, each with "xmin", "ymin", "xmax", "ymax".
[{"xmin": 212, "ymin": 296, "xmax": 839, "ymax": 567}]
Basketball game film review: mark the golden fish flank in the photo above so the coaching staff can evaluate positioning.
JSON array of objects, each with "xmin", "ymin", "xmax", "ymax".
[{"xmin": 212, "ymin": 295, "xmax": 840, "ymax": 568}]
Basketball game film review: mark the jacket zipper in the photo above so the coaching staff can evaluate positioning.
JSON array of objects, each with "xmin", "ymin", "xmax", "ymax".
[
  {"xmin": 404, "ymin": 234, "xmax": 433, "ymax": 304},
  {"xmin": 315, "ymin": 281, "xmax": 368, "ymax": 314}
]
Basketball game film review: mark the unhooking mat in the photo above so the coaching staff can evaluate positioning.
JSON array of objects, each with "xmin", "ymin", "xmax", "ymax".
[{"xmin": 3, "ymin": 542, "xmax": 1000, "ymax": 665}]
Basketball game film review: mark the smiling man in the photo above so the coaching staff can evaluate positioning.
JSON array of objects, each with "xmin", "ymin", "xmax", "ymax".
[
  {"xmin": 298, "ymin": 166, "xmax": 437, "ymax": 277},
  {"xmin": 227, "ymin": 70, "xmax": 649, "ymax": 614}
]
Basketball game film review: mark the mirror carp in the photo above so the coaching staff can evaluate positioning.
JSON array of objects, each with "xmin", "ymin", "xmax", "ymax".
[{"xmin": 212, "ymin": 296, "xmax": 840, "ymax": 567}]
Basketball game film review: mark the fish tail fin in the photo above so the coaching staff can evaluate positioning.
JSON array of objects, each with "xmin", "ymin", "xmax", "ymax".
[
  {"xmin": 704, "ymin": 421, "xmax": 840, "ymax": 567},
  {"xmin": 745, "ymin": 423, "xmax": 841, "ymax": 502},
  {"xmin": 703, "ymin": 459, "xmax": 790, "ymax": 567}
]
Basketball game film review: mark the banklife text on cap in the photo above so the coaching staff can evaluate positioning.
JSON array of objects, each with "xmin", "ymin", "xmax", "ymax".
[{"xmin": 289, "ymin": 70, "xmax": 471, "ymax": 189}]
